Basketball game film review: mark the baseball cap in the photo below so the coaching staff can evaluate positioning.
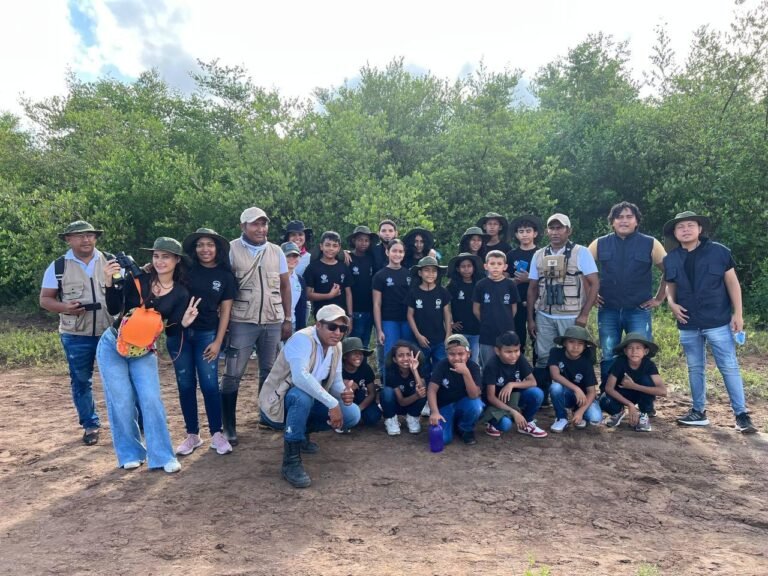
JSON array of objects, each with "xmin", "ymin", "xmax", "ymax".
[
  {"xmin": 281, "ymin": 241, "xmax": 300, "ymax": 256},
  {"xmin": 445, "ymin": 334, "xmax": 470, "ymax": 350},
  {"xmin": 547, "ymin": 213, "xmax": 571, "ymax": 228},
  {"xmin": 240, "ymin": 207, "xmax": 270, "ymax": 224},
  {"xmin": 316, "ymin": 304, "xmax": 349, "ymax": 324}
]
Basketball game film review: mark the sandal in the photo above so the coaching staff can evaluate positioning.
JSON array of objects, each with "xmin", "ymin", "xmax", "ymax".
[{"xmin": 83, "ymin": 429, "xmax": 100, "ymax": 446}]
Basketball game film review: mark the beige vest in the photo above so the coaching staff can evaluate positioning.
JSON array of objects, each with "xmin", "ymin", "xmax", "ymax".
[
  {"xmin": 533, "ymin": 243, "xmax": 586, "ymax": 316},
  {"xmin": 259, "ymin": 327, "xmax": 342, "ymax": 424},
  {"xmin": 230, "ymin": 239, "xmax": 285, "ymax": 324},
  {"xmin": 58, "ymin": 251, "xmax": 114, "ymax": 336}
]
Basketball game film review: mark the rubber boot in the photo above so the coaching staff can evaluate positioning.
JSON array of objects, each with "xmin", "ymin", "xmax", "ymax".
[
  {"xmin": 282, "ymin": 440, "xmax": 311, "ymax": 488},
  {"xmin": 301, "ymin": 434, "xmax": 319, "ymax": 454},
  {"xmin": 221, "ymin": 390, "xmax": 239, "ymax": 446},
  {"xmin": 534, "ymin": 367, "xmax": 551, "ymax": 406}
]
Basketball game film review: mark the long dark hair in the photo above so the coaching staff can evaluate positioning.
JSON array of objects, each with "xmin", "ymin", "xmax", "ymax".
[
  {"xmin": 447, "ymin": 257, "xmax": 483, "ymax": 289},
  {"xmin": 189, "ymin": 237, "xmax": 232, "ymax": 272}
]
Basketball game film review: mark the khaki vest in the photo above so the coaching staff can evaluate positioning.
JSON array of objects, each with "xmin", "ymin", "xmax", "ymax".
[
  {"xmin": 230, "ymin": 239, "xmax": 285, "ymax": 324},
  {"xmin": 533, "ymin": 243, "xmax": 586, "ymax": 316},
  {"xmin": 259, "ymin": 327, "xmax": 342, "ymax": 424},
  {"xmin": 58, "ymin": 251, "xmax": 114, "ymax": 336}
]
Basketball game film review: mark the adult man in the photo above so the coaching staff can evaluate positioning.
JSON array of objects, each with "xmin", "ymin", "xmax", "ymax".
[
  {"xmin": 39, "ymin": 220, "xmax": 114, "ymax": 445},
  {"xmin": 259, "ymin": 305, "xmax": 360, "ymax": 488},
  {"xmin": 527, "ymin": 213, "xmax": 599, "ymax": 395},
  {"xmin": 663, "ymin": 211, "xmax": 757, "ymax": 433},
  {"xmin": 221, "ymin": 207, "xmax": 292, "ymax": 446},
  {"xmin": 588, "ymin": 202, "xmax": 667, "ymax": 382}
]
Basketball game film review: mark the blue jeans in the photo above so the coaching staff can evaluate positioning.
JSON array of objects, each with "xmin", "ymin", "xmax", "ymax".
[
  {"xmin": 350, "ymin": 312, "xmax": 374, "ymax": 347},
  {"xmin": 419, "ymin": 342, "xmax": 446, "ymax": 382},
  {"xmin": 166, "ymin": 328, "xmax": 222, "ymax": 436},
  {"xmin": 380, "ymin": 386, "xmax": 426, "ymax": 418},
  {"xmin": 465, "ymin": 334, "xmax": 480, "ymax": 365},
  {"xmin": 359, "ymin": 402, "xmax": 383, "ymax": 426},
  {"xmin": 60, "ymin": 333, "xmax": 101, "ymax": 430},
  {"xmin": 549, "ymin": 382, "xmax": 602, "ymax": 422},
  {"xmin": 438, "ymin": 396, "xmax": 484, "ymax": 444},
  {"xmin": 679, "ymin": 324, "xmax": 746, "ymax": 415},
  {"xmin": 96, "ymin": 329, "xmax": 177, "ymax": 469},
  {"xmin": 491, "ymin": 387, "xmax": 545, "ymax": 431},
  {"xmin": 259, "ymin": 387, "xmax": 361, "ymax": 442},
  {"xmin": 598, "ymin": 307, "xmax": 652, "ymax": 382}
]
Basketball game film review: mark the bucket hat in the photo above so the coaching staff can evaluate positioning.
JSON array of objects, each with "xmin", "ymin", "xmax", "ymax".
[
  {"xmin": 342, "ymin": 337, "xmax": 373, "ymax": 357},
  {"xmin": 553, "ymin": 325, "xmax": 596, "ymax": 348},
  {"xmin": 58, "ymin": 220, "xmax": 103, "ymax": 240},
  {"xmin": 182, "ymin": 227, "xmax": 230, "ymax": 259},
  {"xmin": 476, "ymin": 212, "xmax": 509, "ymax": 241},
  {"xmin": 613, "ymin": 332, "xmax": 659, "ymax": 358},
  {"xmin": 346, "ymin": 225, "xmax": 380, "ymax": 248},
  {"xmin": 283, "ymin": 220, "xmax": 314, "ymax": 246}
]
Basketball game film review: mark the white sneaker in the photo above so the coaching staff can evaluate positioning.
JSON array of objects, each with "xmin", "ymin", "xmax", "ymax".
[
  {"xmin": 517, "ymin": 421, "xmax": 548, "ymax": 438},
  {"xmin": 175, "ymin": 433, "xmax": 203, "ymax": 456},
  {"xmin": 210, "ymin": 431, "xmax": 233, "ymax": 455},
  {"xmin": 163, "ymin": 460, "xmax": 181, "ymax": 474},
  {"xmin": 575, "ymin": 419, "xmax": 588, "ymax": 429},
  {"xmin": 384, "ymin": 416, "xmax": 401, "ymax": 436},
  {"xmin": 123, "ymin": 460, "xmax": 143, "ymax": 470},
  {"xmin": 405, "ymin": 414, "xmax": 422, "ymax": 434},
  {"xmin": 420, "ymin": 404, "xmax": 431, "ymax": 417},
  {"xmin": 550, "ymin": 418, "xmax": 569, "ymax": 433}
]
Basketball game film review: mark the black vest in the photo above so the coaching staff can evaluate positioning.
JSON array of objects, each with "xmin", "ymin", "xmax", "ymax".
[
  {"xmin": 597, "ymin": 232, "xmax": 654, "ymax": 309},
  {"xmin": 663, "ymin": 239, "xmax": 734, "ymax": 330}
]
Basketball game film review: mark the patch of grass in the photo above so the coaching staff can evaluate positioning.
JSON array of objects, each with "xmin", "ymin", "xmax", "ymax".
[
  {"xmin": 636, "ymin": 563, "xmax": 661, "ymax": 576},
  {"xmin": 0, "ymin": 323, "xmax": 65, "ymax": 368},
  {"xmin": 521, "ymin": 556, "xmax": 551, "ymax": 576}
]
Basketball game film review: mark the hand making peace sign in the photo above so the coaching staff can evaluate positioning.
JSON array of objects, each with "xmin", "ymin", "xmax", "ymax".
[{"xmin": 181, "ymin": 296, "xmax": 202, "ymax": 328}]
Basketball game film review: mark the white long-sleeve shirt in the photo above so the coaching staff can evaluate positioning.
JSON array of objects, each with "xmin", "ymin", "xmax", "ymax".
[{"xmin": 283, "ymin": 328, "xmax": 343, "ymax": 408}]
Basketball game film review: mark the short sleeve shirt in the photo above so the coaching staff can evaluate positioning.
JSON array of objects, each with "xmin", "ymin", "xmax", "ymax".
[
  {"xmin": 472, "ymin": 278, "xmax": 519, "ymax": 345},
  {"xmin": 305, "ymin": 259, "xmax": 352, "ymax": 315},
  {"xmin": 406, "ymin": 285, "xmax": 451, "ymax": 343},
  {"xmin": 482, "ymin": 354, "xmax": 533, "ymax": 400},
  {"xmin": 349, "ymin": 252, "xmax": 375, "ymax": 313},
  {"xmin": 447, "ymin": 280, "xmax": 480, "ymax": 335},
  {"xmin": 430, "ymin": 358, "xmax": 482, "ymax": 408},
  {"xmin": 372, "ymin": 266, "xmax": 412, "ymax": 321},
  {"xmin": 385, "ymin": 365, "xmax": 423, "ymax": 398},
  {"xmin": 547, "ymin": 347, "xmax": 597, "ymax": 393},
  {"xmin": 605, "ymin": 355, "xmax": 659, "ymax": 392},
  {"xmin": 343, "ymin": 362, "xmax": 376, "ymax": 405},
  {"xmin": 186, "ymin": 264, "xmax": 237, "ymax": 331}
]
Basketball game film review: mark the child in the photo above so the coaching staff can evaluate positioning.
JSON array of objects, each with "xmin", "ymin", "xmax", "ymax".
[
  {"xmin": 380, "ymin": 340, "xmax": 427, "ymax": 435},
  {"xmin": 472, "ymin": 250, "xmax": 519, "ymax": 368},
  {"xmin": 507, "ymin": 215, "xmax": 542, "ymax": 360},
  {"xmin": 458, "ymin": 226, "xmax": 489, "ymax": 259},
  {"xmin": 280, "ymin": 241, "xmax": 308, "ymax": 334},
  {"xmin": 403, "ymin": 227, "xmax": 435, "ymax": 269},
  {"xmin": 477, "ymin": 212, "xmax": 512, "ymax": 255},
  {"xmin": 372, "ymin": 219, "xmax": 398, "ymax": 273},
  {"xmin": 305, "ymin": 231, "xmax": 353, "ymax": 319},
  {"xmin": 346, "ymin": 225, "xmax": 379, "ymax": 345},
  {"xmin": 407, "ymin": 256, "xmax": 452, "ymax": 380},
  {"xmin": 373, "ymin": 239, "xmax": 414, "ymax": 366},
  {"xmin": 283, "ymin": 220, "xmax": 313, "ymax": 277},
  {"xmin": 599, "ymin": 332, "xmax": 667, "ymax": 432},
  {"xmin": 548, "ymin": 326, "xmax": 602, "ymax": 432},
  {"xmin": 446, "ymin": 253, "xmax": 484, "ymax": 364},
  {"xmin": 480, "ymin": 331, "xmax": 547, "ymax": 438},
  {"xmin": 427, "ymin": 334, "xmax": 484, "ymax": 445},
  {"xmin": 342, "ymin": 337, "xmax": 382, "ymax": 427}
]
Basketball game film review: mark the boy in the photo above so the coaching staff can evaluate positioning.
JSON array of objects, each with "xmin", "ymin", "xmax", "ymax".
[
  {"xmin": 342, "ymin": 337, "xmax": 382, "ymax": 427},
  {"xmin": 305, "ymin": 231, "xmax": 353, "ymax": 319},
  {"xmin": 281, "ymin": 241, "xmax": 308, "ymax": 334},
  {"xmin": 477, "ymin": 212, "xmax": 512, "ymax": 255},
  {"xmin": 427, "ymin": 334, "xmax": 484, "ymax": 445},
  {"xmin": 347, "ymin": 226, "xmax": 379, "ymax": 345},
  {"xmin": 599, "ymin": 332, "xmax": 667, "ymax": 432},
  {"xmin": 507, "ymin": 215, "xmax": 542, "ymax": 361},
  {"xmin": 407, "ymin": 256, "xmax": 452, "ymax": 380},
  {"xmin": 472, "ymin": 250, "xmax": 519, "ymax": 368},
  {"xmin": 372, "ymin": 219, "xmax": 398, "ymax": 273},
  {"xmin": 480, "ymin": 331, "xmax": 547, "ymax": 438},
  {"xmin": 548, "ymin": 325, "xmax": 602, "ymax": 432}
]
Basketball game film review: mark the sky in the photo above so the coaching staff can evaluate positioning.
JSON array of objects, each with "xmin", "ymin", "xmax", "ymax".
[{"xmin": 0, "ymin": 0, "xmax": 745, "ymax": 117}]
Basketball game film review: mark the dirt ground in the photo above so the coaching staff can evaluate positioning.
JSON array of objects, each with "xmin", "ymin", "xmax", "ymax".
[{"xmin": 1, "ymin": 357, "xmax": 767, "ymax": 576}]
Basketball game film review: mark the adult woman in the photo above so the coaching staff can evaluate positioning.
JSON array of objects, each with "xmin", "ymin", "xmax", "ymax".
[
  {"xmin": 169, "ymin": 228, "xmax": 236, "ymax": 457},
  {"xmin": 98, "ymin": 237, "xmax": 199, "ymax": 473},
  {"xmin": 283, "ymin": 220, "xmax": 313, "ymax": 277}
]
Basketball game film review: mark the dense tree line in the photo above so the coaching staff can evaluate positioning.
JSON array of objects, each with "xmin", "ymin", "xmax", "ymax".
[{"xmin": 1, "ymin": 3, "xmax": 767, "ymax": 319}]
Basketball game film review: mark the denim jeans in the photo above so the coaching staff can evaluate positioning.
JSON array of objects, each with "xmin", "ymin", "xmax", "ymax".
[
  {"xmin": 598, "ymin": 307, "xmax": 652, "ymax": 382},
  {"xmin": 380, "ymin": 386, "xmax": 426, "ymax": 418},
  {"xmin": 599, "ymin": 387, "xmax": 655, "ymax": 415},
  {"xmin": 549, "ymin": 382, "xmax": 602, "ymax": 422},
  {"xmin": 350, "ymin": 312, "xmax": 374, "ymax": 347},
  {"xmin": 381, "ymin": 320, "xmax": 414, "ymax": 385},
  {"xmin": 679, "ymin": 324, "xmax": 746, "ymax": 415},
  {"xmin": 438, "ymin": 396, "xmax": 484, "ymax": 444},
  {"xmin": 465, "ymin": 334, "xmax": 480, "ymax": 365},
  {"xmin": 419, "ymin": 342, "xmax": 446, "ymax": 382},
  {"xmin": 60, "ymin": 333, "xmax": 101, "ymax": 430},
  {"xmin": 491, "ymin": 386, "xmax": 545, "ymax": 432},
  {"xmin": 166, "ymin": 328, "xmax": 222, "ymax": 436},
  {"xmin": 96, "ymin": 329, "xmax": 177, "ymax": 469},
  {"xmin": 259, "ymin": 387, "xmax": 361, "ymax": 442},
  {"xmin": 359, "ymin": 402, "xmax": 383, "ymax": 426},
  {"xmin": 221, "ymin": 321, "xmax": 281, "ymax": 393}
]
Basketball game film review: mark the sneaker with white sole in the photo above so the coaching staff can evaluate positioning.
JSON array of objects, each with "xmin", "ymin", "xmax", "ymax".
[
  {"xmin": 635, "ymin": 412, "xmax": 651, "ymax": 432},
  {"xmin": 735, "ymin": 412, "xmax": 757, "ymax": 434},
  {"xmin": 163, "ymin": 460, "xmax": 181, "ymax": 474},
  {"xmin": 518, "ymin": 421, "xmax": 548, "ymax": 438},
  {"xmin": 384, "ymin": 416, "xmax": 401, "ymax": 436},
  {"xmin": 605, "ymin": 411, "xmax": 626, "ymax": 428},
  {"xmin": 575, "ymin": 419, "xmax": 588, "ymax": 429},
  {"xmin": 405, "ymin": 414, "xmax": 422, "ymax": 434},
  {"xmin": 551, "ymin": 418, "xmax": 569, "ymax": 433},
  {"xmin": 485, "ymin": 423, "xmax": 501, "ymax": 437},
  {"xmin": 421, "ymin": 404, "xmax": 431, "ymax": 417},
  {"xmin": 123, "ymin": 460, "xmax": 143, "ymax": 470},
  {"xmin": 677, "ymin": 408, "xmax": 709, "ymax": 426},
  {"xmin": 175, "ymin": 433, "xmax": 203, "ymax": 456},
  {"xmin": 210, "ymin": 431, "xmax": 233, "ymax": 454}
]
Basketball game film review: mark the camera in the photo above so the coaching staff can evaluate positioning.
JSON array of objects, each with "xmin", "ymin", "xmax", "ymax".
[
  {"xmin": 114, "ymin": 251, "xmax": 143, "ymax": 278},
  {"xmin": 78, "ymin": 302, "xmax": 102, "ymax": 312}
]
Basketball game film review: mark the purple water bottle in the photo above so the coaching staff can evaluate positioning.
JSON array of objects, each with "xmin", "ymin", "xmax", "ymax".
[{"xmin": 429, "ymin": 423, "xmax": 444, "ymax": 453}]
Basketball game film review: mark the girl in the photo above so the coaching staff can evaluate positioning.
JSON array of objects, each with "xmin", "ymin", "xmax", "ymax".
[
  {"xmin": 283, "ymin": 220, "xmax": 313, "ymax": 277},
  {"xmin": 458, "ymin": 226, "xmax": 490, "ymax": 259},
  {"xmin": 99, "ymin": 237, "xmax": 199, "ymax": 473},
  {"xmin": 403, "ymin": 227, "xmax": 435, "ymax": 269},
  {"xmin": 169, "ymin": 228, "xmax": 236, "ymax": 457},
  {"xmin": 446, "ymin": 253, "xmax": 484, "ymax": 363},
  {"xmin": 380, "ymin": 340, "xmax": 427, "ymax": 435}
]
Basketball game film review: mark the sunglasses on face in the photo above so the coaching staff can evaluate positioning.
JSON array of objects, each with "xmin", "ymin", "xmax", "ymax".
[{"xmin": 321, "ymin": 322, "xmax": 349, "ymax": 334}]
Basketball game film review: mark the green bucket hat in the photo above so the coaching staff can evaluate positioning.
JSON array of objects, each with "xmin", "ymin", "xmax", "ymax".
[
  {"xmin": 461, "ymin": 226, "xmax": 490, "ymax": 241},
  {"xmin": 613, "ymin": 332, "xmax": 659, "ymax": 358},
  {"xmin": 58, "ymin": 220, "xmax": 104, "ymax": 240},
  {"xmin": 410, "ymin": 256, "xmax": 447, "ymax": 274},
  {"xmin": 346, "ymin": 225, "xmax": 380, "ymax": 248},
  {"xmin": 447, "ymin": 252, "xmax": 484, "ymax": 275},
  {"xmin": 476, "ymin": 212, "xmax": 510, "ymax": 241},
  {"xmin": 182, "ymin": 227, "xmax": 230, "ymax": 258},
  {"xmin": 553, "ymin": 325, "xmax": 596, "ymax": 348},
  {"xmin": 141, "ymin": 237, "xmax": 189, "ymax": 262},
  {"xmin": 342, "ymin": 337, "xmax": 373, "ymax": 357},
  {"xmin": 662, "ymin": 211, "xmax": 711, "ymax": 238}
]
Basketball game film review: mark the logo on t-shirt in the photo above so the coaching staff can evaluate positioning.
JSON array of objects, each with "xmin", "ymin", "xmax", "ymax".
[
  {"xmin": 416, "ymin": 299, "xmax": 423, "ymax": 309},
  {"xmin": 386, "ymin": 277, "xmax": 394, "ymax": 286},
  {"xmin": 514, "ymin": 370, "xmax": 520, "ymax": 380},
  {"xmin": 484, "ymin": 293, "xmax": 490, "ymax": 303},
  {"xmin": 352, "ymin": 266, "xmax": 359, "ymax": 275},
  {"xmin": 320, "ymin": 274, "xmax": 329, "ymax": 284},
  {"xmin": 442, "ymin": 378, "xmax": 450, "ymax": 388},
  {"xmin": 497, "ymin": 376, "xmax": 504, "ymax": 385},
  {"xmin": 503, "ymin": 294, "xmax": 511, "ymax": 304},
  {"xmin": 574, "ymin": 373, "xmax": 583, "ymax": 384},
  {"xmin": 406, "ymin": 276, "xmax": 412, "ymax": 285},
  {"xmin": 458, "ymin": 290, "xmax": 465, "ymax": 300},
  {"xmin": 212, "ymin": 280, "xmax": 222, "ymax": 292},
  {"xmin": 341, "ymin": 274, "xmax": 346, "ymax": 283},
  {"xmin": 435, "ymin": 298, "xmax": 442, "ymax": 309}
]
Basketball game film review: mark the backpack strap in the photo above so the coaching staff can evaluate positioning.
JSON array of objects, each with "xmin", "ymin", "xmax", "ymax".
[{"xmin": 54, "ymin": 256, "xmax": 66, "ymax": 301}]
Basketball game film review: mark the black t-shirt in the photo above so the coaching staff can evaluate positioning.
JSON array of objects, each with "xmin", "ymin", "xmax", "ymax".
[
  {"xmin": 485, "ymin": 241, "xmax": 512, "ymax": 257},
  {"xmin": 604, "ymin": 355, "xmax": 659, "ymax": 393},
  {"xmin": 406, "ymin": 285, "xmax": 450, "ymax": 343},
  {"xmin": 472, "ymin": 277, "xmax": 519, "ymax": 345},
  {"xmin": 681, "ymin": 239, "xmax": 736, "ymax": 287},
  {"xmin": 482, "ymin": 354, "xmax": 533, "ymax": 401},
  {"xmin": 430, "ymin": 358, "xmax": 482, "ymax": 408},
  {"xmin": 305, "ymin": 259, "xmax": 352, "ymax": 315},
  {"xmin": 186, "ymin": 264, "xmax": 237, "ymax": 331},
  {"xmin": 343, "ymin": 361, "xmax": 376, "ymax": 405},
  {"xmin": 372, "ymin": 242, "xmax": 389, "ymax": 273},
  {"xmin": 349, "ymin": 252, "xmax": 374, "ymax": 313},
  {"xmin": 547, "ymin": 347, "xmax": 597, "ymax": 393},
  {"xmin": 507, "ymin": 247, "xmax": 537, "ymax": 301},
  {"xmin": 385, "ymin": 364, "xmax": 424, "ymax": 398},
  {"xmin": 373, "ymin": 266, "xmax": 412, "ymax": 321},
  {"xmin": 447, "ymin": 280, "xmax": 480, "ymax": 335},
  {"xmin": 105, "ymin": 274, "xmax": 189, "ymax": 338}
]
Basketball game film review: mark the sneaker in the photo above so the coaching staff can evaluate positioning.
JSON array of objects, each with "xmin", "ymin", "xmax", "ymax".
[
  {"xmin": 384, "ymin": 416, "xmax": 401, "ymax": 436},
  {"xmin": 405, "ymin": 414, "xmax": 422, "ymax": 434},
  {"xmin": 485, "ymin": 423, "xmax": 502, "ymax": 438},
  {"xmin": 635, "ymin": 412, "xmax": 652, "ymax": 432},
  {"xmin": 210, "ymin": 431, "xmax": 233, "ymax": 455},
  {"xmin": 250, "ymin": 350, "xmax": 258, "ymax": 360},
  {"xmin": 735, "ymin": 412, "xmax": 758, "ymax": 434},
  {"xmin": 677, "ymin": 408, "xmax": 709, "ymax": 426},
  {"xmin": 461, "ymin": 430, "xmax": 477, "ymax": 445},
  {"xmin": 421, "ymin": 404, "xmax": 431, "ymax": 417},
  {"xmin": 605, "ymin": 410, "xmax": 626, "ymax": 428},
  {"xmin": 163, "ymin": 460, "xmax": 181, "ymax": 474},
  {"xmin": 518, "ymin": 421, "xmax": 548, "ymax": 438},
  {"xmin": 175, "ymin": 434, "xmax": 203, "ymax": 456},
  {"xmin": 550, "ymin": 418, "xmax": 569, "ymax": 433},
  {"xmin": 575, "ymin": 419, "xmax": 588, "ymax": 429},
  {"xmin": 82, "ymin": 428, "xmax": 100, "ymax": 446},
  {"xmin": 122, "ymin": 460, "xmax": 143, "ymax": 470},
  {"xmin": 334, "ymin": 427, "xmax": 351, "ymax": 434},
  {"xmin": 648, "ymin": 407, "xmax": 657, "ymax": 418}
]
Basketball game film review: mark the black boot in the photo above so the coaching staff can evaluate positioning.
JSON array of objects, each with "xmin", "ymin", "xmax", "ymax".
[
  {"xmin": 221, "ymin": 391, "xmax": 239, "ymax": 446},
  {"xmin": 534, "ymin": 367, "xmax": 551, "ymax": 406},
  {"xmin": 282, "ymin": 440, "xmax": 311, "ymax": 488},
  {"xmin": 301, "ymin": 434, "xmax": 319, "ymax": 454}
]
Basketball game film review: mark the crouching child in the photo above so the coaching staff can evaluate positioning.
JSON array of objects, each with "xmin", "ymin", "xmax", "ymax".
[
  {"xmin": 342, "ymin": 337, "xmax": 382, "ymax": 428},
  {"xmin": 381, "ymin": 341, "xmax": 427, "ymax": 435}
]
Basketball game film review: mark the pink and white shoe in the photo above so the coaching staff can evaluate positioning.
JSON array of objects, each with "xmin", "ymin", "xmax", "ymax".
[
  {"xmin": 210, "ymin": 431, "xmax": 233, "ymax": 455},
  {"xmin": 518, "ymin": 421, "xmax": 548, "ymax": 438},
  {"xmin": 175, "ymin": 434, "xmax": 203, "ymax": 456}
]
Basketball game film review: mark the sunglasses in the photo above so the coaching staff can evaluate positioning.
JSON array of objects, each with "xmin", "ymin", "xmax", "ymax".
[{"xmin": 321, "ymin": 321, "xmax": 349, "ymax": 334}]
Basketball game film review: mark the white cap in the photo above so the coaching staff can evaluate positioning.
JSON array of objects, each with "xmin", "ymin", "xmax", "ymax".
[
  {"xmin": 240, "ymin": 207, "xmax": 270, "ymax": 224},
  {"xmin": 316, "ymin": 304, "xmax": 349, "ymax": 323},
  {"xmin": 546, "ymin": 213, "xmax": 571, "ymax": 228}
]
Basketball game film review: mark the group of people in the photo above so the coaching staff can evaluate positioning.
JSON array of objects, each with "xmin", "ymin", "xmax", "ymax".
[{"xmin": 41, "ymin": 201, "xmax": 758, "ymax": 485}]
